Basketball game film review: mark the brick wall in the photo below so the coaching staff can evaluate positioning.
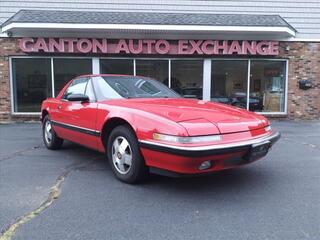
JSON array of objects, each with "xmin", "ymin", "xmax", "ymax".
[
  {"xmin": 0, "ymin": 38, "xmax": 319, "ymax": 122},
  {"xmin": 279, "ymin": 42, "xmax": 320, "ymax": 120}
]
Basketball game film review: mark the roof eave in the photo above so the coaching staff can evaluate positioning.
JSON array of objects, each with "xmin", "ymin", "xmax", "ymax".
[{"xmin": 1, "ymin": 22, "xmax": 296, "ymax": 39}]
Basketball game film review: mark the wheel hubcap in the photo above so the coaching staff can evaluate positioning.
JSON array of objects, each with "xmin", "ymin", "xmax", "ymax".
[
  {"xmin": 44, "ymin": 121, "xmax": 53, "ymax": 144},
  {"xmin": 112, "ymin": 136, "xmax": 132, "ymax": 174}
]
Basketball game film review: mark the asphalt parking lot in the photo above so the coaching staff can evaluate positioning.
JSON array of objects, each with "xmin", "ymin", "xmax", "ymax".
[{"xmin": 0, "ymin": 121, "xmax": 319, "ymax": 240}]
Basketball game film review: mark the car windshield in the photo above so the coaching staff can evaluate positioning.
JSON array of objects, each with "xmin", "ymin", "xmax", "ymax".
[{"xmin": 96, "ymin": 76, "xmax": 181, "ymax": 99}]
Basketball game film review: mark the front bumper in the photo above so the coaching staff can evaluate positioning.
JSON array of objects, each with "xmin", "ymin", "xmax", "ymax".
[
  {"xmin": 139, "ymin": 131, "xmax": 280, "ymax": 157},
  {"xmin": 139, "ymin": 131, "xmax": 280, "ymax": 175}
]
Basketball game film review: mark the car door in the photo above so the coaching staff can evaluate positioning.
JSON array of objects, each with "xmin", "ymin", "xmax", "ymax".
[{"xmin": 53, "ymin": 77, "xmax": 99, "ymax": 150}]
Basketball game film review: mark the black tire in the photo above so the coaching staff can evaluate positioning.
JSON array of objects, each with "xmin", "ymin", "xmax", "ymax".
[
  {"xmin": 107, "ymin": 125, "xmax": 148, "ymax": 183},
  {"xmin": 42, "ymin": 115, "xmax": 64, "ymax": 150}
]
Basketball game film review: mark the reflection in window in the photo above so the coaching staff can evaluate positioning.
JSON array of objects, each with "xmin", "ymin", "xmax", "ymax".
[
  {"xmin": 62, "ymin": 78, "xmax": 88, "ymax": 99},
  {"xmin": 171, "ymin": 60, "xmax": 203, "ymax": 99},
  {"xmin": 12, "ymin": 58, "xmax": 52, "ymax": 112},
  {"xmin": 136, "ymin": 60, "xmax": 169, "ymax": 86},
  {"xmin": 85, "ymin": 79, "xmax": 96, "ymax": 101},
  {"xmin": 54, "ymin": 59, "xmax": 92, "ymax": 96},
  {"xmin": 211, "ymin": 61, "xmax": 250, "ymax": 110},
  {"xmin": 100, "ymin": 59, "xmax": 133, "ymax": 75},
  {"xmin": 92, "ymin": 76, "xmax": 123, "ymax": 100},
  {"xmin": 250, "ymin": 61, "xmax": 286, "ymax": 112}
]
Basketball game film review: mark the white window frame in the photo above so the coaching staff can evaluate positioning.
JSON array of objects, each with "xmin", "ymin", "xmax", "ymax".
[
  {"xmin": 248, "ymin": 58, "xmax": 289, "ymax": 115},
  {"xmin": 209, "ymin": 58, "xmax": 288, "ymax": 115},
  {"xmin": 9, "ymin": 56, "xmax": 288, "ymax": 116},
  {"xmin": 9, "ymin": 56, "xmax": 93, "ymax": 115}
]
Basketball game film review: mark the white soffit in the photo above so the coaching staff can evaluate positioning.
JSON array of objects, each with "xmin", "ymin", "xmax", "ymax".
[{"xmin": 1, "ymin": 23, "xmax": 296, "ymax": 40}]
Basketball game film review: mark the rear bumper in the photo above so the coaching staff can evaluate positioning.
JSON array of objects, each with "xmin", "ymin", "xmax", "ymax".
[{"xmin": 139, "ymin": 131, "xmax": 280, "ymax": 175}]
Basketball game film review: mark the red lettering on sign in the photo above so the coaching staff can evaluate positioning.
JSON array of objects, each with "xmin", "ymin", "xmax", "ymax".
[
  {"xmin": 128, "ymin": 39, "xmax": 142, "ymax": 54},
  {"xmin": 48, "ymin": 38, "xmax": 65, "ymax": 52},
  {"xmin": 115, "ymin": 40, "xmax": 130, "ymax": 54},
  {"xmin": 228, "ymin": 41, "xmax": 242, "ymax": 55},
  {"xmin": 19, "ymin": 38, "xmax": 34, "ymax": 52},
  {"xmin": 92, "ymin": 39, "xmax": 107, "ymax": 53},
  {"xmin": 143, "ymin": 40, "xmax": 156, "ymax": 54},
  {"xmin": 178, "ymin": 40, "xmax": 189, "ymax": 54},
  {"xmin": 214, "ymin": 41, "xmax": 228, "ymax": 55},
  {"xmin": 34, "ymin": 38, "xmax": 48, "ymax": 52},
  {"xmin": 77, "ymin": 39, "xmax": 92, "ymax": 53},
  {"xmin": 189, "ymin": 40, "xmax": 203, "ymax": 54},
  {"xmin": 201, "ymin": 40, "xmax": 215, "ymax": 55},
  {"xmin": 155, "ymin": 40, "xmax": 170, "ymax": 54},
  {"xmin": 18, "ymin": 38, "xmax": 280, "ymax": 56}
]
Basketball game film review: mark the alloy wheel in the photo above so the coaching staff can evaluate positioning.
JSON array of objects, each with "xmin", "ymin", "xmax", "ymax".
[
  {"xmin": 112, "ymin": 136, "xmax": 133, "ymax": 174},
  {"xmin": 44, "ymin": 120, "xmax": 53, "ymax": 144}
]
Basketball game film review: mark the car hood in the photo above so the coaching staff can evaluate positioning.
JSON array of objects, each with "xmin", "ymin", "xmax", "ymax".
[{"xmin": 104, "ymin": 98, "xmax": 268, "ymax": 135}]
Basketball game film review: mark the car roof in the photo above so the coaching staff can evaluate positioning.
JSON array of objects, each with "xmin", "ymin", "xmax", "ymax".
[{"xmin": 75, "ymin": 74, "xmax": 148, "ymax": 79}]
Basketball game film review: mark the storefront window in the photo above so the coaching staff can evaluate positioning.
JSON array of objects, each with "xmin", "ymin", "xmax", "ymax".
[
  {"xmin": 54, "ymin": 59, "xmax": 92, "ymax": 96},
  {"xmin": 12, "ymin": 58, "xmax": 52, "ymax": 112},
  {"xmin": 250, "ymin": 61, "xmax": 286, "ymax": 112},
  {"xmin": 171, "ymin": 60, "xmax": 203, "ymax": 99},
  {"xmin": 136, "ymin": 60, "xmax": 169, "ymax": 86},
  {"xmin": 100, "ymin": 59, "xmax": 133, "ymax": 75},
  {"xmin": 211, "ymin": 60, "xmax": 249, "ymax": 109}
]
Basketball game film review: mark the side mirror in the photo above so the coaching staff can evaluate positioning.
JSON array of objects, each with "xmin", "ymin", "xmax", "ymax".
[{"xmin": 66, "ymin": 93, "xmax": 89, "ymax": 102}]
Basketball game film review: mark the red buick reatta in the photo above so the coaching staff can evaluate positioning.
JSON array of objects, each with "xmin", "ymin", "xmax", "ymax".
[{"xmin": 41, "ymin": 74, "xmax": 280, "ymax": 183}]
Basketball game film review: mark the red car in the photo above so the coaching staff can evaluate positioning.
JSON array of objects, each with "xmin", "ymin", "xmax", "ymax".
[{"xmin": 41, "ymin": 74, "xmax": 280, "ymax": 183}]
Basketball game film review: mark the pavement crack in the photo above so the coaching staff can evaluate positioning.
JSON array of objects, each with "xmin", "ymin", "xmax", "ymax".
[
  {"xmin": 0, "ymin": 160, "xmax": 95, "ymax": 240},
  {"xmin": 0, "ymin": 145, "xmax": 42, "ymax": 162}
]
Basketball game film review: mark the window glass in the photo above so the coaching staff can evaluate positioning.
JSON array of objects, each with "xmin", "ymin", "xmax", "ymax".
[
  {"xmin": 12, "ymin": 58, "xmax": 52, "ymax": 112},
  {"xmin": 85, "ymin": 79, "xmax": 96, "ymax": 101},
  {"xmin": 93, "ymin": 76, "xmax": 180, "ymax": 100},
  {"xmin": 62, "ymin": 78, "xmax": 88, "ymax": 100},
  {"xmin": 92, "ymin": 76, "xmax": 123, "ymax": 100},
  {"xmin": 54, "ymin": 59, "xmax": 92, "ymax": 96},
  {"xmin": 250, "ymin": 61, "xmax": 286, "ymax": 112},
  {"xmin": 136, "ymin": 60, "xmax": 169, "ymax": 86},
  {"xmin": 171, "ymin": 60, "xmax": 203, "ymax": 99},
  {"xmin": 211, "ymin": 60, "xmax": 249, "ymax": 110},
  {"xmin": 100, "ymin": 59, "xmax": 133, "ymax": 75}
]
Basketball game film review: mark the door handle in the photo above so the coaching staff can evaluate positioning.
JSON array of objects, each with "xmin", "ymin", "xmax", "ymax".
[{"xmin": 57, "ymin": 105, "xmax": 62, "ymax": 110}]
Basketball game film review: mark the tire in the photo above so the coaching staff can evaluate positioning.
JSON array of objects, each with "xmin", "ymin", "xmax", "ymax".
[
  {"xmin": 42, "ymin": 115, "xmax": 64, "ymax": 150},
  {"xmin": 107, "ymin": 125, "xmax": 148, "ymax": 183}
]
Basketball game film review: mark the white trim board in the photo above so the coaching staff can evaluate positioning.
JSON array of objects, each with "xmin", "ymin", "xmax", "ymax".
[{"xmin": 2, "ymin": 22, "xmax": 296, "ymax": 37}]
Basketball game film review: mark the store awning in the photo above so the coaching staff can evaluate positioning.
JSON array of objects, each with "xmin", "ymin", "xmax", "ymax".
[{"xmin": 1, "ymin": 10, "xmax": 296, "ymax": 40}]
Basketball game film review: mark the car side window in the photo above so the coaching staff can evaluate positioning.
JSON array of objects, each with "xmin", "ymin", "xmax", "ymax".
[
  {"xmin": 62, "ymin": 78, "xmax": 88, "ymax": 100},
  {"xmin": 85, "ymin": 79, "xmax": 96, "ymax": 102}
]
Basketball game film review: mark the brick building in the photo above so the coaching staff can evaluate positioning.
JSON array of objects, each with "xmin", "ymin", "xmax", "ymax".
[{"xmin": 0, "ymin": 1, "xmax": 319, "ymax": 122}]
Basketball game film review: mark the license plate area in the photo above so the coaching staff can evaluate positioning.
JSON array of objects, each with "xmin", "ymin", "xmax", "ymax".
[{"xmin": 244, "ymin": 141, "xmax": 271, "ymax": 162}]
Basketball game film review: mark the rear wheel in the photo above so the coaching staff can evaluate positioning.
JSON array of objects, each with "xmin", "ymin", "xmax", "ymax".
[
  {"xmin": 42, "ymin": 115, "xmax": 64, "ymax": 150},
  {"xmin": 107, "ymin": 125, "xmax": 148, "ymax": 183}
]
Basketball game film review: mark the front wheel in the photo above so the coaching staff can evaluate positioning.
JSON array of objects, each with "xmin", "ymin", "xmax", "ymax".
[
  {"xmin": 42, "ymin": 115, "xmax": 64, "ymax": 150},
  {"xmin": 107, "ymin": 125, "xmax": 148, "ymax": 183}
]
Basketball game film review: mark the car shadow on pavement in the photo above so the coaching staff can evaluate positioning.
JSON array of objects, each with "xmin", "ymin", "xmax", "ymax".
[
  {"xmin": 59, "ymin": 141, "xmax": 273, "ymax": 196},
  {"xmin": 146, "ymin": 167, "xmax": 270, "ymax": 193}
]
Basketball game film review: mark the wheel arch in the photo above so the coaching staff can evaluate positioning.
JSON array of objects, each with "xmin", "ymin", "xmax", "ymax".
[
  {"xmin": 41, "ymin": 109, "xmax": 49, "ymax": 122},
  {"xmin": 101, "ymin": 117, "xmax": 137, "ymax": 150}
]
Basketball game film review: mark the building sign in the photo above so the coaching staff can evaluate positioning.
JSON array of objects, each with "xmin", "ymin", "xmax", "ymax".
[{"xmin": 19, "ymin": 38, "xmax": 279, "ymax": 56}]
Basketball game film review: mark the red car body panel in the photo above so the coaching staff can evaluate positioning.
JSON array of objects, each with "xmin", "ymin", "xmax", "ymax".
[{"xmin": 41, "ymin": 74, "xmax": 280, "ymax": 176}]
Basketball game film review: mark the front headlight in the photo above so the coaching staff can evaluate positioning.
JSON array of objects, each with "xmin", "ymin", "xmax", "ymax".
[
  {"xmin": 265, "ymin": 125, "xmax": 271, "ymax": 132},
  {"xmin": 153, "ymin": 133, "xmax": 221, "ymax": 144}
]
